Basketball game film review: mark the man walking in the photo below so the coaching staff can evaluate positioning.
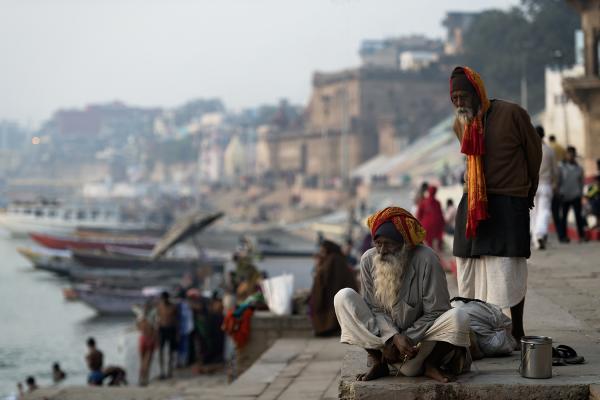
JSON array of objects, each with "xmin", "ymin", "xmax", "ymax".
[
  {"xmin": 530, "ymin": 126, "xmax": 557, "ymax": 250},
  {"xmin": 558, "ymin": 146, "xmax": 586, "ymax": 242},
  {"xmin": 548, "ymin": 135, "xmax": 566, "ymax": 234},
  {"xmin": 449, "ymin": 66, "xmax": 541, "ymax": 344}
]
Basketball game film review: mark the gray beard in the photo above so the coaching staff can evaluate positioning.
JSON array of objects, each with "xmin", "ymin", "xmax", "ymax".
[
  {"xmin": 455, "ymin": 107, "xmax": 474, "ymax": 128},
  {"xmin": 373, "ymin": 247, "xmax": 412, "ymax": 313}
]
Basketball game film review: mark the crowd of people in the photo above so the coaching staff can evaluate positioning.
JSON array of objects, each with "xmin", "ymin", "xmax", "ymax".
[
  {"xmin": 532, "ymin": 128, "xmax": 599, "ymax": 248},
  {"xmin": 134, "ymin": 289, "xmax": 228, "ymax": 386}
]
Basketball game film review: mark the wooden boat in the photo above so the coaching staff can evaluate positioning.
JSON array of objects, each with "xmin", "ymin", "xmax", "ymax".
[
  {"xmin": 29, "ymin": 231, "xmax": 158, "ymax": 251},
  {"xmin": 257, "ymin": 245, "xmax": 315, "ymax": 258},
  {"xmin": 67, "ymin": 266, "xmax": 183, "ymax": 289},
  {"xmin": 16, "ymin": 246, "xmax": 77, "ymax": 275},
  {"xmin": 71, "ymin": 248, "xmax": 225, "ymax": 272},
  {"xmin": 72, "ymin": 284, "xmax": 166, "ymax": 315}
]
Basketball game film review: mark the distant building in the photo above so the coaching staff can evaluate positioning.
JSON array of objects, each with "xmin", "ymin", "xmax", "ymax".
[
  {"xmin": 223, "ymin": 135, "xmax": 245, "ymax": 181},
  {"xmin": 563, "ymin": 0, "xmax": 600, "ymax": 175},
  {"xmin": 542, "ymin": 65, "xmax": 585, "ymax": 153},
  {"xmin": 198, "ymin": 130, "xmax": 225, "ymax": 184},
  {"xmin": 258, "ymin": 67, "xmax": 449, "ymax": 185},
  {"xmin": 359, "ymin": 35, "xmax": 443, "ymax": 70},
  {"xmin": 399, "ymin": 51, "xmax": 439, "ymax": 71},
  {"xmin": 442, "ymin": 12, "xmax": 478, "ymax": 55}
]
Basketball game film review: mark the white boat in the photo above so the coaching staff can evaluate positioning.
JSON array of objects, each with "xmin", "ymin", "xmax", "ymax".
[{"xmin": 0, "ymin": 201, "xmax": 150, "ymax": 237}]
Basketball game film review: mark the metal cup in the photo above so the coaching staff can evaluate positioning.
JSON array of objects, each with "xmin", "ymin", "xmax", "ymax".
[{"xmin": 519, "ymin": 336, "xmax": 552, "ymax": 379}]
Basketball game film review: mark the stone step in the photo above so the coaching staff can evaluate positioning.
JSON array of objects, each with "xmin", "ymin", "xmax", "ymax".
[
  {"xmin": 226, "ymin": 337, "xmax": 346, "ymax": 400},
  {"xmin": 339, "ymin": 288, "xmax": 600, "ymax": 400}
]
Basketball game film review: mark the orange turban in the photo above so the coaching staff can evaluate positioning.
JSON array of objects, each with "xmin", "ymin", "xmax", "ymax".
[{"xmin": 366, "ymin": 207, "xmax": 426, "ymax": 247}]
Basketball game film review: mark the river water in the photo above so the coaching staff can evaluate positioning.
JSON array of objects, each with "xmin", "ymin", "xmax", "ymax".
[{"xmin": 0, "ymin": 234, "xmax": 315, "ymax": 398}]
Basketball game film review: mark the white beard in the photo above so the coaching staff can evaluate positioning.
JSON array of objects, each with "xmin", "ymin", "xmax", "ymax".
[
  {"xmin": 455, "ymin": 107, "xmax": 474, "ymax": 128},
  {"xmin": 373, "ymin": 248, "xmax": 412, "ymax": 313}
]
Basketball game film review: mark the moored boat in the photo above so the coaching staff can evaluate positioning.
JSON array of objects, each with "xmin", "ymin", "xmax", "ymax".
[
  {"xmin": 0, "ymin": 200, "xmax": 153, "ymax": 237},
  {"xmin": 72, "ymin": 284, "xmax": 166, "ymax": 315},
  {"xmin": 16, "ymin": 246, "xmax": 76, "ymax": 275},
  {"xmin": 71, "ymin": 248, "xmax": 225, "ymax": 272},
  {"xmin": 29, "ymin": 231, "xmax": 158, "ymax": 251}
]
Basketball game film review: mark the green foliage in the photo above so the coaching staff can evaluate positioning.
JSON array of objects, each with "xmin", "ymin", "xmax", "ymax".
[{"xmin": 459, "ymin": 0, "xmax": 580, "ymax": 112}]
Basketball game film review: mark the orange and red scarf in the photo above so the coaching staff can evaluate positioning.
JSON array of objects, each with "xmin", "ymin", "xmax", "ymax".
[{"xmin": 451, "ymin": 66, "xmax": 491, "ymax": 238}]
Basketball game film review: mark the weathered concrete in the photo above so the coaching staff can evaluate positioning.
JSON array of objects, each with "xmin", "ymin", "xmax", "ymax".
[
  {"xmin": 236, "ymin": 312, "xmax": 314, "ymax": 376},
  {"xmin": 226, "ymin": 337, "xmax": 345, "ymax": 400}
]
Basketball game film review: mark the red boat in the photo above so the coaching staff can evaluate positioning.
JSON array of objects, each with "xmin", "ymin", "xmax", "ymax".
[{"xmin": 29, "ymin": 231, "xmax": 158, "ymax": 251}]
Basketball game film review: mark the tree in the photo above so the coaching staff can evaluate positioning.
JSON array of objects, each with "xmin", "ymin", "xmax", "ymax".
[{"xmin": 458, "ymin": 0, "xmax": 580, "ymax": 113}]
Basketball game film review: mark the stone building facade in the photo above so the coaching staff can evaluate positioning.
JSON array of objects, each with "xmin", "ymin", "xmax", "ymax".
[
  {"xmin": 563, "ymin": 0, "xmax": 600, "ymax": 175},
  {"xmin": 257, "ymin": 68, "xmax": 449, "ymax": 184}
]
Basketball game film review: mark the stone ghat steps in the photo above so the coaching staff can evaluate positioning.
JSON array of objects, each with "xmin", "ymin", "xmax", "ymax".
[
  {"xmin": 225, "ymin": 337, "xmax": 346, "ymax": 400},
  {"xmin": 340, "ymin": 287, "xmax": 600, "ymax": 400},
  {"xmin": 341, "ymin": 346, "xmax": 599, "ymax": 400}
]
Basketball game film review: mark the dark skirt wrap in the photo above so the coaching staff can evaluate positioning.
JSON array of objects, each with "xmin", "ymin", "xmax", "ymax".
[{"xmin": 453, "ymin": 193, "xmax": 531, "ymax": 258}]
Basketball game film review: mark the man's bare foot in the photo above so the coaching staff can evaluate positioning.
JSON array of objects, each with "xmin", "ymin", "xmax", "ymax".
[
  {"xmin": 424, "ymin": 363, "xmax": 454, "ymax": 383},
  {"xmin": 355, "ymin": 362, "xmax": 389, "ymax": 381}
]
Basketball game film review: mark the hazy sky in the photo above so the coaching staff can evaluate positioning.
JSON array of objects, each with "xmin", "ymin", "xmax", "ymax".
[{"xmin": 1, "ymin": 0, "xmax": 518, "ymax": 125}]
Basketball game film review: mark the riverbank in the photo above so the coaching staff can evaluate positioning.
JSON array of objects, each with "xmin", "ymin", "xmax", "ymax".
[{"xmin": 20, "ymin": 239, "xmax": 600, "ymax": 399}]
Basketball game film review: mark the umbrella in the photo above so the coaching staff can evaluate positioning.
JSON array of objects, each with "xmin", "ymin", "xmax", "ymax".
[{"xmin": 150, "ymin": 211, "xmax": 224, "ymax": 260}]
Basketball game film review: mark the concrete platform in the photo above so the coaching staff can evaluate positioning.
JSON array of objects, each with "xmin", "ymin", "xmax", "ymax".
[{"xmin": 339, "ymin": 286, "xmax": 600, "ymax": 400}]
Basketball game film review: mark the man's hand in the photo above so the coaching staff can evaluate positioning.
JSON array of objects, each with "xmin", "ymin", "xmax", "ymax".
[{"xmin": 392, "ymin": 334, "xmax": 419, "ymax": 360}]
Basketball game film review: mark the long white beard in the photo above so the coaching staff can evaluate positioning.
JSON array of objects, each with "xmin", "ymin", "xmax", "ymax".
[
  {"xmin": 373, "ymin": 248, "xmax": 412, "ymax": 313},
  {"xmin": 455, "ymin": 107, "xmax": 474, "ymax": 128}
]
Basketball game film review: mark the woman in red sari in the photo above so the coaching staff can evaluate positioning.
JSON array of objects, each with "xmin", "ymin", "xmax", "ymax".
[{"xmin": 417, "ymin": 186, "xmax": 445, "ymax": 251}]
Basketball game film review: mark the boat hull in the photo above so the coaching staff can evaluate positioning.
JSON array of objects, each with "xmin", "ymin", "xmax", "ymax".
[
  {"xmin": 29, "ymin": 232, "xmax": 157, "ymax": 251},
  {"xmin": 72, "ymin": 249, "xmax": 224, "ymax": 272},
  {"xmin": 73, "ymin": 285, "xmax": 161, "ymax": 315}
]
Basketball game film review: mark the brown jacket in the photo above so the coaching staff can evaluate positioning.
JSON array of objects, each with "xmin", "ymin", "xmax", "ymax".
[{"xmin": 454, "ymin": 99, "xmax": 542, "ymax": 199}]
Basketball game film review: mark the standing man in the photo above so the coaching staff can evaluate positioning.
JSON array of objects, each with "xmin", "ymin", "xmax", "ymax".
[
  {"xmin": 334, "ymin": 207, "xmax": 470, "ymax": 383},
  {"xmin": 157, "ymin": 292, "xmax": 178, "ymax": 379},
  {"xmin": 449, "ymin": 66, "xmax": 541, "ymax": 344},
  {"xmin": 531, "ymin": 126, "xmax": 557, "ymax": 250},
  {"xmin": 548, "ymin": 135, "xmax": 566, "ymax": 234},
  {"xmin": 86, "ymin": 337, "xmax": 104, "ymax": 386},
  {"xmin": 557, "ymin": 146, "xmax": 586, "ymax": 242}
]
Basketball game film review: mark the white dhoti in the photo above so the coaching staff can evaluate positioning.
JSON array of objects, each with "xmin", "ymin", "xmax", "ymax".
[
  {"xmin": 334, "ymin": 288, "xmax": 470, "ymax": 377},
  {"xmin": 530, "ymin": 183, "xmax": 553, "ymax": 244},
  {"xmin": 456, "ymin": 256, "xmax": 527, "ymax": 309}
]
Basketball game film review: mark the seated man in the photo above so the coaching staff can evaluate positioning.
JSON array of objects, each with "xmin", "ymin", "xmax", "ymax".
[{"xmin": 334, "ymin": 207, "xmax": 470, "ymax": 383}]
